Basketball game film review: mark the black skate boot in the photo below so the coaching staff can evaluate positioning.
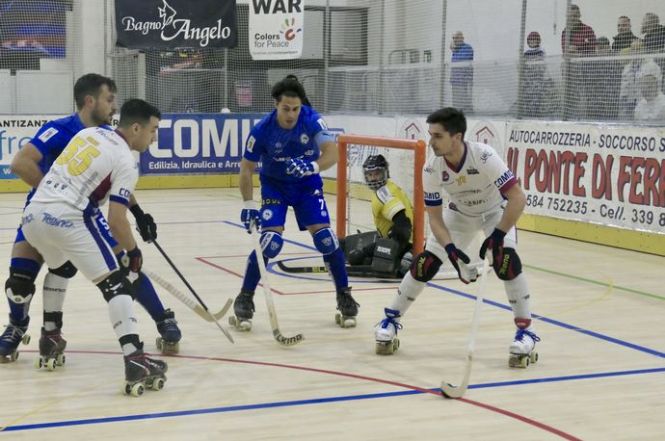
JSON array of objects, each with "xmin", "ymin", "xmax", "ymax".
[
  {"xmin": 229, "ymin": 290, "xmax": 254, "ymax": 331},
  {"xmin": 123, "ymin": 343, "xmax": 168, "ymax": 397},
  {"xmin": 155, "ymin": 309, "xmax": 182, "ymax": 355},
  {"xmin": 35, "ymin": 327, "xmax": 67, "ymax": 370},
  {"xmin": 335, "ymin": 287, "xmax": 359, "ymax": 328},
  {"xmin": 0, "ymin": 315, "xmax": 30, "ymax": 363}
]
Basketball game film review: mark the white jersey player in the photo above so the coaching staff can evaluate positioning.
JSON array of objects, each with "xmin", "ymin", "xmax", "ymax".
[
  {"xmin": 374, "ymin": 107, "xmax": 539, "ymax": 368},
  {"xmin": 22, "ymin": 99, "xmax": 168, "ymax": 395}
]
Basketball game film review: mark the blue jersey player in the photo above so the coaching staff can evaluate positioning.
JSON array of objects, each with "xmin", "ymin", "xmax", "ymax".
[
  {"xmin": 0, "ymin": 74, "xmax": 181, "ymax": 364},
  {"xmin": 232, "ymin": 76, "xmax": 359, "ymax": 330}
]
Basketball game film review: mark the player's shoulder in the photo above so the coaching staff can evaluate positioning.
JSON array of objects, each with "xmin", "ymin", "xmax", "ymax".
[
  {"xmin": 301, "ymin": 106, "xmax": 327, "ymax": 130},
  {"xmin": 424, "ymin": 153, "xmax": 443, "ymax": 173},
  {"xmin": 466, "ymin": 140, "xmax": 501, "ymax": 163},
  {"xmin": 375, "ymin": 183, "xmax": 394, "ymax": 204},
  {"xmin": 251, "ymin": 110, "xmax": 276, "ymax": 136},
  {"xmin": 49, "ymin": 113, "xmax": 84, "ymax": 131}
]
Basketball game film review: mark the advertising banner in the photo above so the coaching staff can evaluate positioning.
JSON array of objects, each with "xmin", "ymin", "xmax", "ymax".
[
  {"xmin": 0, "ymin": 116, "xmax": 52, "ymax": 179},
  {"xmin": 506, "ymin": 121, "xmax": 665, "ymax": 233},
  {"xmin": 142, "ymin": 113, "xmax": 262, "ymax": 174},
  {"xmin": 249, "ymin": 0, "xmax": 304, "ymax": 60},
  {"xmin": 115, "ymin": 0, "xmax": 237, "ymax": 49}
]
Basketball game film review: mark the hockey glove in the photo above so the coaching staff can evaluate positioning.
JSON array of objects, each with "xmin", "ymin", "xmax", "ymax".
[
  {"xmin": 241, "ymin": 200, "xmax": 261, "ymax": 233},
  {"xmin": 479, "ymin": 228, "xmax": 507, "ymax": 266},
  {"xmin": 286, "ymin": 158, "xmax": 320, "ymax": 178},
  {"xmin": 126, "ymin": 247, "xmax": 143, "ymax": 273},
  {"xmin": 444, "ymin": 243, "xmax": 472, "ymax": 284},
  {"xmin": 130, "ymin": 204, "xmax": 157, "ymax": 242}
]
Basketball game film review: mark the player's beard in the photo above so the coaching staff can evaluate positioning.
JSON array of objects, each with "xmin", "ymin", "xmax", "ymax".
[{"xmin": 92, "ymin": 106, "xmax": 113, "ymax": 126}]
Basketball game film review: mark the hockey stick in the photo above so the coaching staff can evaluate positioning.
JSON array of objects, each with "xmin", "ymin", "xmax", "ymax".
[
  {"xmin": 144, "ymin": 269, "xmax": 231, "ymax": 323},
  {"xmin": 151, "ymin": 240, "xmax": 235, "ymax": 344},
  {"xmin": 276, "ymin": 260, "xmax": 401, "ymax": 282},
  {"xmin": 441, "ymin": 257, "xmax": 491, "ymax": 399},
  {"xmin": 251, "ymin": 227, "xmax": 304, "ymax": 346},
  {"xmin": 276, "ymin": 260, "xmax": 327, "ymax": 274}
]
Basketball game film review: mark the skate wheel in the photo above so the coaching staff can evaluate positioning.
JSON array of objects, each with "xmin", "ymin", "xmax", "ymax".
[
  {"xmin": 22, "ymin": 334, "xmax": 31, "ymax": 345},
  {"xmin": 161, "ymin": 341, "xmax": 180, "ymax": 355},
  {"xmin": 228, "ymin": 316, "xmax": 237, "ymax": 326},
  {"xmin": 393, "ymin": 338, "xmax": 400, "ymax": 351},
  {"xmin": 334, "ymin": 313, "xmax": 341, "ymax": 326},
  {"xmin": 11, "ymin": 351, "xmax": 19, "ymax": 362},
  {"xmin": 155, "ymin": 337, "xmax": 163, "ymax": 351},
  {"xmin": 126, "ymin": 382, "xmax": 144, "ymax": 397},
  {"xmin": 529, "ymin": 351, "xmax": 538, "ymax": 364},
  {"xmin": 152, "ymin": 377, "xmax": 165, "ymax": 391},
  {"xmin": 56, "ymin": 353, "xmax": 66, "ymax": 366},
  {"xmin": 46, "ymin": 358, "xmax": 57, "ymax": 371},
  {"xmin": 34, "ymin": 357, "xmax": 43, "ymax": 369},
  {"xmin": 375, "ymin": 340, "xmax": 398, "ymax": 355}
]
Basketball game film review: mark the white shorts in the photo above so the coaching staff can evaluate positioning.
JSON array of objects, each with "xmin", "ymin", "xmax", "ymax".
[
  {"xmin": 21, "ymin": 202, "xmax": 119, "ymax": 282},
  {"xmin": 426, "ymin": 207, "xmax": 518, "ymax": 264}
]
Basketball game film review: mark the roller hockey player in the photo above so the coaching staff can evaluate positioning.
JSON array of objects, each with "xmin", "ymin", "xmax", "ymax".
[
  {"xmin": 342, "ymin": 155, "xmax": 414, "ymax": 278},
  {"xmin": 374, "ymin": 107, "xmax": 540, "ymax": 366},
  {"xmin": 0, "ymin": 74, "xmax": 180, "ymax": 364},
  {"xmin": 21, "ymin": 99, "xmax": 168, "ymax": 393},
  {"xmin": 231, "ymin": 76, "xmax": 358, "ymax": 330}
]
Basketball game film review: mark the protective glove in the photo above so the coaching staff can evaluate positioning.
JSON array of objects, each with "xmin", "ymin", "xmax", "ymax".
[
  {"xmin": 444, "ymin": 243, "xmax": 472, "ymax": 284},
  {"xmin": 286, "ymin": 158, "xmax": 319, "ymax": 178},
  {"xmin": 479, "ymin": 228, "xmax": 507, "ymax": 267},
  {"xmin": 130, "ymin": 204, "xmax": 157, "ymax": 242},
  {"xmin": 241, "ymin": 200, "xmax": 261, "ymax": 233}
]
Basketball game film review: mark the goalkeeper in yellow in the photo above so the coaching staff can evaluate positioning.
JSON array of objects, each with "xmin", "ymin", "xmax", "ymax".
[{"xmin": 343, "ymin": 155, "xmax": 414, "ymax": 277}]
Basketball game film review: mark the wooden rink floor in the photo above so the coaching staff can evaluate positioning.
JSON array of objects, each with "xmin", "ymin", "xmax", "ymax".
[{"xmin": 0, "ymin": 188, "xmax": 664, "ymax": 441}]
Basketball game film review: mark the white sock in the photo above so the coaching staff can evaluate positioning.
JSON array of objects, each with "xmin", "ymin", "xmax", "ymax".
[
  {"xmin": 504, "ymin": 274, "xmax": 532, "ymax": 321},
  {"xmin": 43, "ymin": 273, "xmax": 69, "ymax": 331},
  {"xmin": 389, "ymin": 273, "xmax": 426, "ymax": 318},
  {"xmin": 108, "ymin": 295, "xmax": 139, "ymax": 355}
]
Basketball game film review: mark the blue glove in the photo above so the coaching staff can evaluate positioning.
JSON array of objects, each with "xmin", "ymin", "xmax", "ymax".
[
  {"xmin": 286, "ymin": 158, "xmax": 319, "ymax": 178},
  {"xmin": 241, "ymin": 201, "xmax": 261, "ymax": 233}
]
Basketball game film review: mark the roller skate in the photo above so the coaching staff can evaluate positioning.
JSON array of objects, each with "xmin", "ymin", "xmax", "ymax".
[
  {"xmin": 123, "ymin": 343, "xmax": 168, "ymax": 397},
  {"xmin": 34, "ymin": 327, "xmax": 67, "ymax": 371},
  {"xmin": 509, "ymin": 327, "xmax": 541, "ymax": 368},
  {"xmin": 228, "ymin": 290, "xmax": 254, "ymax": 331},
  {"xmin": 334, "ymin": 287, "xmax": 359, "ymax": 328},
  {"xmin": 155, "ymin": 309, "xmax": 182, "ymax": 355},
  {"xmin": 0, "ymin": 315, "xmax": 30, "ymax": 363},
  {"xmin": 375, "ymin": 308, "xmax": 401, "ymax": 355}
]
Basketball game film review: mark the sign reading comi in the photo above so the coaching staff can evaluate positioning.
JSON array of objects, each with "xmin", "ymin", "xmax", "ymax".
[{"xmin": 249, "ymin": 0, "xmax": 304, "ymax": 60}]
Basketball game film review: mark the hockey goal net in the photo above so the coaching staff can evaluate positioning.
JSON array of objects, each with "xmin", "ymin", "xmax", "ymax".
[{"xmin": 335, "ymin": 134, "xmax": 427, "ymax": 255}]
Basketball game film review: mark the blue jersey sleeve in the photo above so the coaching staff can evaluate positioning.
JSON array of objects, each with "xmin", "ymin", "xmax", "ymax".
[{"xmin": 243, "ymin": 130, "xmax": 265, "ymax": 162}]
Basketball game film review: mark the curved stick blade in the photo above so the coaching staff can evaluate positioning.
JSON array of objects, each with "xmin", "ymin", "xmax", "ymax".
[
  {"xmin": 275, "ymin": 332, "xmax": 305, "ymax": 346},
  {"xmin": 441, "ymin": 353, "xmax": 472, "ymax": 399}
]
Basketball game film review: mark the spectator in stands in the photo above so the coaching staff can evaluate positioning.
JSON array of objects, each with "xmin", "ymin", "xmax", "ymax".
[
  {"xmin": 561, "ymin": 4, "xmax": 597, "ymax": 56},
  {"xmin": 612, "ymin": 16, "xmax": 639, "ymax": 52},
  {"xmin": 450, "ymin": 31, "xmax": 474, "ymax": 113},
  {"xmin": 588, "ymin": 37, "xmax": 622, "ymax": 120},
  {"xmin": 561, "ymin": 4, "xmax": 597, "ymax": 119},
  {"xmin": 619, "ymin": 40, "xmax": 662, "ymax": 119},
  {"xmin": 641, "ymin": 13, "xmax": 665, "ymax": 52},
  {"xmin": 521, "ymin": 32, "xmax": 547, "ymax": 117},
  {"xmin": 634, "ymin": 74, "xmax": 665, "ymax": 121}
]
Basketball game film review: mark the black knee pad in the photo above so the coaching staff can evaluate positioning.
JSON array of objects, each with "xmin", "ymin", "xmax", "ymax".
[
  {"xmin": 493, "ymin": 248, "xmax": 522, "ymax": 280},
  {"xmin": 97, "ymin": 271, "xmax": 135, "ymax": 302},
  {"xmin": 48, "ymin": 261, "xmax": 78, "ymax": 279},
  {"xmin": 410, "ymin": 251, "xmax": 442, "ymax": 282},
  {"xmin": 5, "ymin": 268, "xmax": 37, "ymax": 304}
]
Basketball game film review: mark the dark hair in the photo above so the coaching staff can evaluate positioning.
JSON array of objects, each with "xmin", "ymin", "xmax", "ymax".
[
  {"xmin": 118, "ymin": 99, "xmax": 161, "ymax": 127},
  {"xmin": 426, "ymin": 107, "xmax": 467, "ymax": 137},
  {"xmin": 73, "ymin": 73, "xmax": 117, "ymax": 110},
  {"xmin": 271, "ymin": 76, "xmax": 308, "ymax": 104}
]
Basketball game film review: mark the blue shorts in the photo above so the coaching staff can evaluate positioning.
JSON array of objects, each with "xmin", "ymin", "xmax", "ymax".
[{"xmin": 260, "ymin": 178, "xmax": 331, "ymax": 231}]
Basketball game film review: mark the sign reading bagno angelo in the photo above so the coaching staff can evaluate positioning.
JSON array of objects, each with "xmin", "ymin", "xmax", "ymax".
[{"xmin": 115, "ymin": 0, "xmax": 237, "ymax": 49}]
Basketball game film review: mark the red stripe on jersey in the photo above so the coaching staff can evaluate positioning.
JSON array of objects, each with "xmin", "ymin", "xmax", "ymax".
[
  {"xmin": 499, "ymin": 176, "xmax": 518, "ymax": 194},
  {"xmin": 90, "ymin": 173, "xmax": 112, "ymax": 205}
]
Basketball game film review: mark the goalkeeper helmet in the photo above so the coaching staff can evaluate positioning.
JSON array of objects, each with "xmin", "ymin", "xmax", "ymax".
[{"xmin": 363, "ymin": 154, "xmax": 389, "ymax": 190}]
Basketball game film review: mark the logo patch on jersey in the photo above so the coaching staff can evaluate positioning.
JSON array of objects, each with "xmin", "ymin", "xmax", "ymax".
[
  {"xmin": 456, "ymin": 176, "xmax": 467, "ymax": 186},
  {"xmin": 494, "ymin": 170, "xmax": 514, "ymax": 188},
  {"xmin": 262, "ymin": 209, "xmax": 273, "ymax": 221},
  {"xmin": 38, "ymin": 127, "xmax": 59, "ymax": 143},
  {"xmin": 441, "ymin": 171, "xmax": 450, "ymax": 182},
  {"xmin": 466, "ymin": 167, "xmax": 479, "ymax": 175},
  {"xmin": 480, "ymin": 151, "xmax": 492, "ymax": 163},
  {"xmin": 321, "ymin": 210, "xmax": 328, "ymax": 217},
  {"xmin": 304, "ymin": 149, "xmax": 314, "ymax": 156},
  {"xmin": 424, "ymin": 166, "xmax": 434, "ymax": 173},
  {"xmin": 246, "ymin": 136, "xmax": 256, "ymax": 153},
  {"xmin": 300, "ymin": 133, "xmax": 309, "ymax": 144}
]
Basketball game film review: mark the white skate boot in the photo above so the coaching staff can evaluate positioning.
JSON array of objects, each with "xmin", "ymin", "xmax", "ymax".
[
  {"xmin": 509, "ymin": 327, "xmax": 540, "ymax": 368},
  {"xmin": 375, "ymin": 308, "xmax": 401, "ymax": 355}
]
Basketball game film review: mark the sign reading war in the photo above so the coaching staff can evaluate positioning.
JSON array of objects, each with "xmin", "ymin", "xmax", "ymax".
[
  {"xmin": 142, "ymin": 113, "xmax": 262, "ymax": 175},
  {"xmin": 115, "ymin": 0, "xmax": 237, "ymax": 49}
]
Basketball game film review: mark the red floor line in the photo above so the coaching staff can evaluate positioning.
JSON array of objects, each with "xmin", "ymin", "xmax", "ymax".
[
  {"xmin": 48, "ymin": 349, "xmax": 582, "ymax": 441},
  {"xmin": 195, "ymin": 257, "xmax": 287, "ymax": 295}
]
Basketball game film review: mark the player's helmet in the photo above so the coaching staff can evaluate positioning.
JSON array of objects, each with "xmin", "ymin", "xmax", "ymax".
[{"xmin": 363, "ymin": 154, "xmax": 389, "ymax": 190}]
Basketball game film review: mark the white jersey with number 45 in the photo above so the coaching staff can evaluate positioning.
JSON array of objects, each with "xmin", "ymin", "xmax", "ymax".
[
  {"xmin": 423, "ymin": 141, "xmax": 517, "ymax": 217},
  {"xmin": 31, "ymin": 127, "xmax": 138, "ymax": 211}
]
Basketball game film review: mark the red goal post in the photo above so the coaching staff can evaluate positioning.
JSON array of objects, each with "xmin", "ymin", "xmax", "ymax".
[{"xmin": 335, "ymin": 134, "xmax": 427, "ymax": 254}]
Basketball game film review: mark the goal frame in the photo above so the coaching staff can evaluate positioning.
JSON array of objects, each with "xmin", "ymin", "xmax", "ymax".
[{"xmin": 335, "ymin": 134, "xmax": 427, "ymax": 254}]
